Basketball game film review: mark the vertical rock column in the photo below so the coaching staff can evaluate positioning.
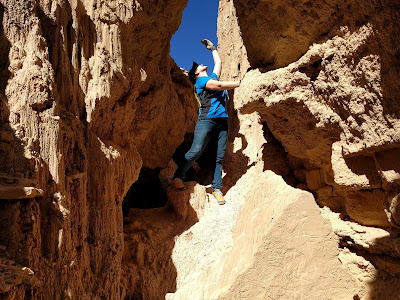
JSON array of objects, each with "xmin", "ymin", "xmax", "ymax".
[{"xmin": 217, "ymin": 0, "xmax": 266, "ymax": 191}]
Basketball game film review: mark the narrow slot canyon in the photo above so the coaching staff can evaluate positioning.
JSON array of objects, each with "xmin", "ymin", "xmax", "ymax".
[{"xmin": 0, "ymin": 0, "xmax": 400, "ymax": 299}]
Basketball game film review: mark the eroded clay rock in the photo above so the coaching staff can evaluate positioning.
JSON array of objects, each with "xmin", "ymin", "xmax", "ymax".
[
  {"xmin": 122, "ymin": 182, "xmax": 211, "ymax": 300},
  {"xmin": 166, "ymin": 170, "xmax": 358, "ymax": 300},
  {"xmin": 217, "ymin": 0, "xmax": 400, "ymax": 298},
  {"xmin": 322, "ymin": 207, "xmax": 400, "ymax": 299},
  {"xmin": 218, "ymin": 0, "xmax": 400, "ymax": 228},
  {"xmin": 167, "ymin": 182, "xmax": 208, "ymax": 222},
  {"xmin": 234, "ymin": 22, "xmax": 400, "ymax": 227},
  {"xmin": 0, "ymin": 0, "xmax": 196, "ymax": 298}
]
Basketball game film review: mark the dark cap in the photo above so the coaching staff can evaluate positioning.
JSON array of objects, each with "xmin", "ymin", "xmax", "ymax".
[{"xmin": 188, "ymin": 61, "xmax": 199, "ymax": 84}]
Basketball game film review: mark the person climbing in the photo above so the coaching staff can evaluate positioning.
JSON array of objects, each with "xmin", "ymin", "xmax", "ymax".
[{"xmin": 171, "ymin": 39, "xmax": 241, "ymax": 205}]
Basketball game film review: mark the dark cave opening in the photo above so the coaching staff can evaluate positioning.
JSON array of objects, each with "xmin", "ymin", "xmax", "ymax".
[
  {"xmin": 122, "ymin": 167, "xmax": 167, "ymax": 214},
  {"xmin": 121, "ymin": 135, "xmax": 205, "ymax": 300},
  {"xmin": 122, "ymin": 131, "xmax": 218, "ymax": 216},
  {"xmin": 123, "ymin": 130, "xmax": 221, "ymax": 216}
]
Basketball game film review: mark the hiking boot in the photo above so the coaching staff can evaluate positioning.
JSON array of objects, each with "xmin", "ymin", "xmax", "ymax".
[
  {"xmin": 212, "ymin": 189, "xmax": 226, "ymax": 205},
  {"xmin": 172, "ymin": 178, "xmax": 186, "ymax": 190}
]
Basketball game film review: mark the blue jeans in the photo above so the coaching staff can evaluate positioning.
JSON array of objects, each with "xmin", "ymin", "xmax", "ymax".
[{"xmin": 174, "ymin": 117, "xmax": 228, "ymax": 191}]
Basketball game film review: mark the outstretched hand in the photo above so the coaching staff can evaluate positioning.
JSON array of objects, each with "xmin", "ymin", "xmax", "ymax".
[{"xmin": 201, "ymin": 39, "xmax": 216, "ymax": 51}]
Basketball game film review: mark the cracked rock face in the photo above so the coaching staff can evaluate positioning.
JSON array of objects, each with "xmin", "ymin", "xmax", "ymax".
[
  {"xmin": 214, "ymin": 0, "xmax": 400, "ymax": 299},
  {"xmin": 233, "ymin": 8, "xmax": 400, "ymax": 229},
  {"xmin": 0, "ymin": 0, "xmax": 196, "ymax": 298}
]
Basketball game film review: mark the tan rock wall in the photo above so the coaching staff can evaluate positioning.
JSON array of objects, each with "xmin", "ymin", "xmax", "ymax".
[
  {"xmin": 0, "ymin": 0, "xmax": 196, "ymax": 298},
  {"xmin": 219, "ymin": 0, "xmax": 400, "ymax": 228},
  {"xmin": 166, "ymin": 171, "xmax": 362, "ymax": 300},
  {"xmin": 216, "ymin": 0, "xmax": 400, "ymax": 298}
]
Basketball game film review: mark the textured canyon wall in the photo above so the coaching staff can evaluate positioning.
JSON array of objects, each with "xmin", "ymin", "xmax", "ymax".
[
  {"xmin": 163, "ymin": 1, "xmax": 400, "ymax": 298},
  {"xmin": 229, "ymin": 0, "xmax": 400, "ymax": 228},
  {"xmin": 214, "ymin": 0, "xmax": 400, "ymax": 299},
  {"xmin": 0, "ymin": 0, "xmax": 196, "ymax": 298}
]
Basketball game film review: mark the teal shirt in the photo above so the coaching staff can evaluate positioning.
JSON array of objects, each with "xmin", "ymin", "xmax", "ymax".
[{"xmin": 195, "ymin": 73, "xmax": 228, "ymax": 118}]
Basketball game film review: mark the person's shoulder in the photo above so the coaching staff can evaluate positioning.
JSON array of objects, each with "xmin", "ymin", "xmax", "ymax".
[{"xmin": 196, "ymin": 75, "xmax": 211, "ymax": 88}]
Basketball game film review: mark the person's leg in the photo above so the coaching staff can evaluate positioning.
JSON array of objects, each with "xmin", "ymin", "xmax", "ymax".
[
  {"xmin": 212, "ymin": 119, "xmax": 228, "ymax": 191},
  {"xmin": 174, "ymin": 118, "xmax": 215, "ymax": 180}
]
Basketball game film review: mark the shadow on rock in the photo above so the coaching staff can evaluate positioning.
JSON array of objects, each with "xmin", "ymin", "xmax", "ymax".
[
  {"xmin": 122, "ymin": 182, "xmax": 203, "ymax": 300},
  {"xmin": 375, "ymin": 3, "xmax": 400, "ymax": 119},
  {"xmin": 261, "ymin": 122, "xmax": 306, "ymax": 188},
  {"xmin": 341, "ymin": 231, "xmax": 400, "ymax": 300},
  {"xmin": 222, "ymin": 92, "xmax": 251, "ymax": 193}
]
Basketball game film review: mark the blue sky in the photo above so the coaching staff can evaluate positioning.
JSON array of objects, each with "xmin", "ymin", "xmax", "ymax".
[{"xmin": 170, "ymin": 0, "xmax": 219, "ymax": 71}]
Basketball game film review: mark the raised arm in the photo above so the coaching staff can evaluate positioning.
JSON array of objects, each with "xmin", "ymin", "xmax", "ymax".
[
  {"xmin": 205, "ymin": 79, "xmax": 240, "ymax": 91},
  {"xmin": 212, "ymin": 49, "xmax": 221, "ymax": 78},
  {"xmin": 201, "ymin": 39, "xmax": 221, "ymax": 77},
  {"xmin": 201, "ymin": 39, "xmax": 239, "ymax": 90}
]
